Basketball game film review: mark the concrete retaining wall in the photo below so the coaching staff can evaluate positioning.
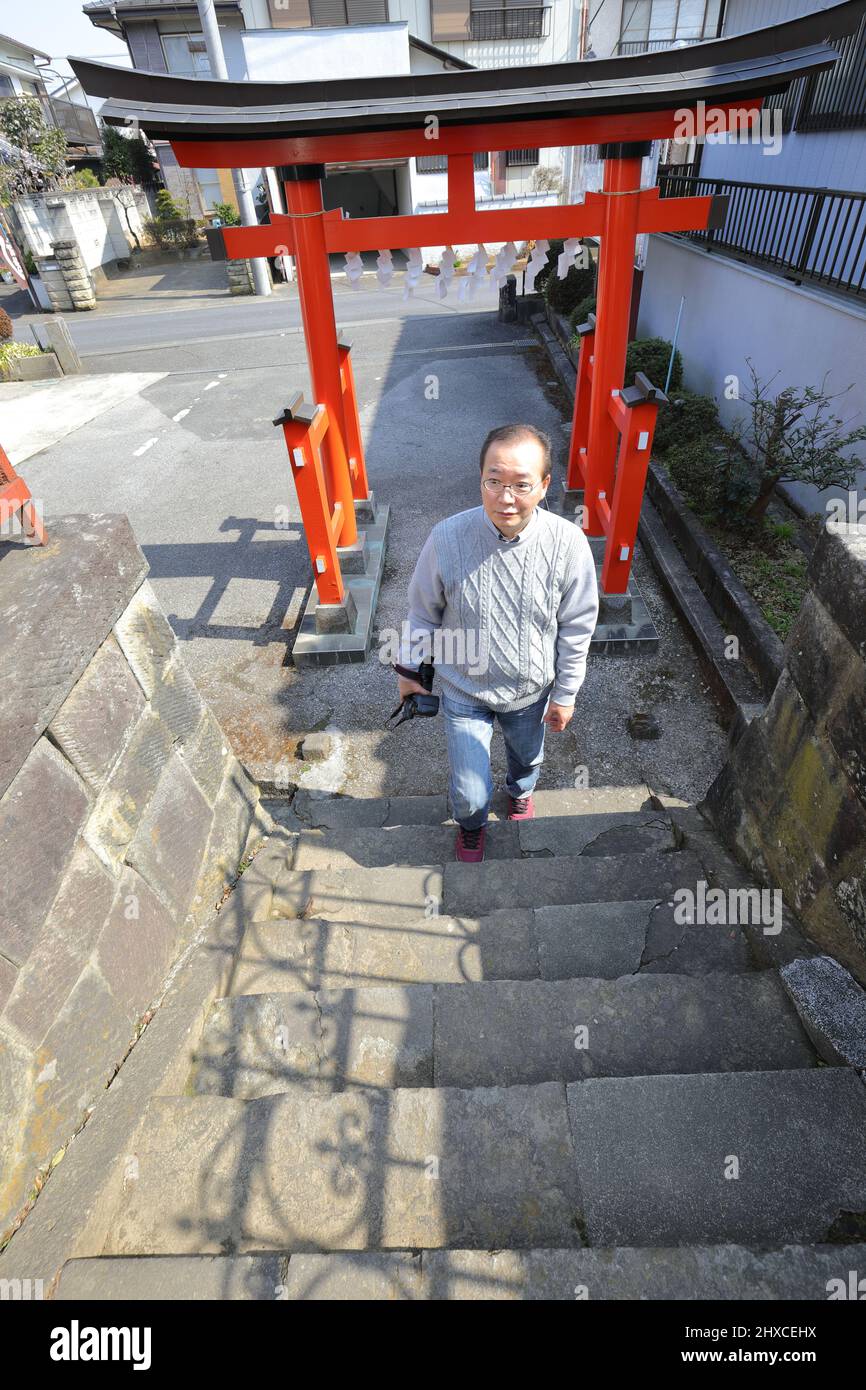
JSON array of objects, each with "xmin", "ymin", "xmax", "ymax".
[
  {"xmin": 704, "ymin": 523, "xmax": 866, "ymax": 983},
  {"xmin": 0, "ymin": 516, "xmax": 259, "ymax": 1229}
]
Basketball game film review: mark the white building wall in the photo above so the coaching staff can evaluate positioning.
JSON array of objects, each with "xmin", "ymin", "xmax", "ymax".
[
  {"xmin": 637, "ymin": 233, "xmax": 866, "ymax": 512},
  {"xmin": 241, "ymin": 22, "xmax": 412, "ymax": 80}
]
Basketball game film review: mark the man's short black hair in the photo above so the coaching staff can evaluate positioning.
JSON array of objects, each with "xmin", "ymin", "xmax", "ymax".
[{"xmin": 480, "ymin": 423, "xmax": 553, "ymax": 479}]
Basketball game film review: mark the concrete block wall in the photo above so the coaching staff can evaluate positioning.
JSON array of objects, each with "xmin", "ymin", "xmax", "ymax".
[
  {"xmin": 0, "ymin": 516, "xmax": 259, "ymax": 1230},
  {"xmin": 704, "ymin": 523, "xmax": 866, "ymax": 982},
  {"xmin": 226, "ymin": 257, "xmax": 255, "ymax": 295}
]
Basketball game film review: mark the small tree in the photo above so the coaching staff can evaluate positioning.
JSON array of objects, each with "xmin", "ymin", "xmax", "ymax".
[
  {"xmin": 740, "ymin": 358, "xmax": 866, "ymax": 520},
  {"xmin": 0, "ymin": 94, "xmax": 69, "ymax": 197},
  {"xmin": 155, "ymin": 188, "xmax": 184, "ymax": 221},
  {"xmin": 100, "ymin": 123, "xmax": 157, "ymax": 188},
  {"xmin": 530, "ymin": 166, "xmax": 562, "ymax": 197},
  {"xmin": 100, "ymin": 122, "xmax": 133, "ymax": 182},
  {"xmin": 212, "ymin": 200, "xmax": 240, "ymax": 226}
]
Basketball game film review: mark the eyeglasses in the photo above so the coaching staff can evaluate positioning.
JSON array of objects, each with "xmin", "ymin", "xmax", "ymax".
[{"xmin": 482, "ymin": 478, "xmax": 541, "ymax": 496}]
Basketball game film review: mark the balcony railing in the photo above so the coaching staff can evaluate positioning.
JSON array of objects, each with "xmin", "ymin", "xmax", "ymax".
[
  {"xmin": 470, "ymin": 6, "xmax": 550, "ymax": 40},
  {"xmin": 46, "ymin": 96, "xmax": 101, "ymax": 146},
  {"xmin": 0, "ymin": 92, "xmax": 101, "ymax": 148},
  {"xmin": 658, "ymin": 173, "xmax": 866, "ymax": 302},
  {"xmin": 617, "ymin": 36, "xmax": 706, "ymax": 54}
]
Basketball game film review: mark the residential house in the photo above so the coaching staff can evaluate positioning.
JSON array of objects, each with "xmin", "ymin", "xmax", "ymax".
[
  {"xmin": 636, "ymin": 0, "xmax": 866, "ymax": 510},
  {"xmin": 84, "ymin": 0, "xmax": 713, "ymax": 219},
  {"xmin": 1, "ymin": 32, "xmax": 101, "ymax": 166}
]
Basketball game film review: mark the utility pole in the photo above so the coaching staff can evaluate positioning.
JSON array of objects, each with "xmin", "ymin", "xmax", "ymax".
[{"xmin": 195, "ymin": 0, "xmax": 271, "ymax": 297}]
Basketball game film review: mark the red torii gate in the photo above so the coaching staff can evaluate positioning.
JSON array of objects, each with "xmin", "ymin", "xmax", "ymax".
[
  {"xmin": 172, "ymin": 109, "xmax": 747, "ymax": 597},
  {"xmin": 71, "ymin": 1, "xmax": 860, "ymax": 624}
]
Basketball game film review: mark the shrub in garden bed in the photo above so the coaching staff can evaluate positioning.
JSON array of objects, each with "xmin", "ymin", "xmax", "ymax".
[
  {"xmin": 652, "ymin": 390, "xmax": 721, "ymax": 456},
  {"xmin": 532, "ymin": 239, "xmax": 562, "ymax": 297},
  {"xmin": 625, "ymin": 336, "xmax": 682, "ymax": 392},
  {"xmin": 568, "ymin": 295, "xmax": 597, "ymax": 338},
  {"xmin": 0, "ymin": 340, "xmax": 42, "ymax": 378},
  {"xmin": 0, "ymin": 307, "xmax": 13, "ymax": 341}
]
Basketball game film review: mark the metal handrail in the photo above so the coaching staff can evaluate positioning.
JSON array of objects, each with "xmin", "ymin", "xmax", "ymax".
[{"xmin": 658, "ymin": 172, "xmax": 866, "ymax": 300}]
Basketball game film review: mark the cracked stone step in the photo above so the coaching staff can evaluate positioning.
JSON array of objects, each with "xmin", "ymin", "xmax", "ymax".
[
  {"xmin": 101, "ymin": 1084, "xmax": 583, "ymax": 1256},
  {"xmin": 187, "ymin": 973, "xmax": 818, "ymax": 1098},
  {"xmin": 55, "ymin": 1241, "xmax": 866, "ymax": 1300},
  {"xmin": 230, "ymin": 897, "xmax": 757, "ymax": 995},
  {"xmin": 289, "ymin": 785, "xmax": 660, "ymax": 831},
  {"xmin": 266, "ymin": 850, "xmax": 704, "ymax": 924},
  {"xmin": 99, "ymin": 1069, "xmax": 866, "ymax": 1256},
  {"xmin": 290, "ymin": 811, "xmax": 674, "ymax": 871},
  {"xmin": 568, "ymin": 1068, "xmax": 866, "ymax": 1248}
]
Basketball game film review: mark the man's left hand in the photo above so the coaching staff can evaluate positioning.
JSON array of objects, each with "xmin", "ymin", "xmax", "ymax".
[{"xmin": 543, "ymin": 701, "xmax": 574, "ymax": 732}]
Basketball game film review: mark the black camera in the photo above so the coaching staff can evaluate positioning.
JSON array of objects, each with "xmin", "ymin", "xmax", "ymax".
[{"xmin": 387, "ymin": 661, "xmax": 440, "ymax": 728}]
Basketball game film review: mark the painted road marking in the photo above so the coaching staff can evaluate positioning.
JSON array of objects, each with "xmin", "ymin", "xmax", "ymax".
[
  {"xmin": 172, "ymin": 408, "xmax": 190, "ymax": 422},
  {"xmin": 133, "ymin": 438, "xmax": 158, "ymax": 457},
  {"xmin": 204, "ymin": 379, "xmax": 221, "ymax": 390}
]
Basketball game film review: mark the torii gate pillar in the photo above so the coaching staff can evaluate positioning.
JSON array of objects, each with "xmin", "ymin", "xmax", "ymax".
[
  {"xmin": 583, "ymin": 143, "xmax": 651, "ymax": 537},
  {"xmin": 280, "ymin": 164, "xmax": 358, "ymax": 552}
]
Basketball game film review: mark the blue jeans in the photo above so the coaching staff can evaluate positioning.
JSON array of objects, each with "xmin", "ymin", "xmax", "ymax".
[{"xmin": 441, "ymin": 685, "xmax": 552, "ymax": 830}]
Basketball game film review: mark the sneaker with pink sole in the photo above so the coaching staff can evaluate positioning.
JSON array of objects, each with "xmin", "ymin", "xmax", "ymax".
[
  {"xmin": 507, "ymin": 793, "xmax": 535, "ymax": 820},
  {"xmin": 455, "ymin": 824, "xmax": 486, "ymax": 862}
]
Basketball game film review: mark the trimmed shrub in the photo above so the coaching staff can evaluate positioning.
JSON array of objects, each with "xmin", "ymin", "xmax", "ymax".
[
  {"xmin": 144, "ymin": 216, "xmax": 199, "ymax": 250},
  {"xmin": 544, "ymin": 261, "xmax": 596, "ymax": 316},
  {"xmin": 625, "ymin": 336, "xmax": 683, "ymax": 392},
  {"xmin": 532, "ymin": 238, "xmax": 562, "ymax": 297},
  {"xmin": 652, "ymin": 390, "xmax": 720, "ymax": 456},
  {"xmin": 568, "ymin": 295, "xmax": 597, "ymax": 334},
  {"xmin": 665, "ymin": 433, "xmax": 756, "ymax": 521},
  {"xmin": 0, "ymin": 307, "xmax": 13, "ymax": 341}
]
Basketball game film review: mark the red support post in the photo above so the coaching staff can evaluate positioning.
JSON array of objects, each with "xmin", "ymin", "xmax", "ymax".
[
  {"xmin": 601, "ymin": 389, "xmax": 662, "ymax": 593},
  {"xmin": 566, "ymin": 316, "xmax": 595, "ymax": 495},
  {"xmin": 0, "ymin": 443, "xmax": 45, "ymax": 546},
  {"xmin": 282, "ymin": 164, "xmax": 357, "ymax": 549},
  {"xmin": 336, "ymin": 338, "xmax": 371, "ymax": 504},
  {"xmin": 277, "ymin": 400, "xmax": 346, "ymax": 606},
  {"xmin": 582, "ymin": 147, "xmax": 647, "ymax": 539}
]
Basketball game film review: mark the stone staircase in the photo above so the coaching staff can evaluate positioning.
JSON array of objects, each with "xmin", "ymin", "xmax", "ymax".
[{"xmin": 54, "ymin": 787, "xmax": 866, "ymax": 1300}]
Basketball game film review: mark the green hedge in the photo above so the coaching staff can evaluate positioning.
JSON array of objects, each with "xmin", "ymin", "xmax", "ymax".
[
  {"xmin": 625, "ymin": 337, "xmax": 683, "ymax": 392},
  {"xmin": 568, "ymin": 295, "xmax": 597, "ymax": 334},
  {"xmin": 544, "ymin": 261, "xmax": 596, "ymax": 316},
  {"xmin": 652, "ymin": 390, "xmax": 720, "ymax": 456},
  {"xmin": 532, "ymin": 239, "xmax": 562, "ymax": 297}
]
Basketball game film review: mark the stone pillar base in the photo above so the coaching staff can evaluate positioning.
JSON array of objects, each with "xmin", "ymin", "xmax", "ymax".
[{"xmin": 314, "ymin": 588, "xmax": 358, "ymax": 635}]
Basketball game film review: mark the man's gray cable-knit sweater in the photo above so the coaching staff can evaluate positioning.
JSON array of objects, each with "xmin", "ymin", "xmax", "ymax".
[{"xmin": 399, "ymin": 503, "xmax": 599, "ymax": 711}]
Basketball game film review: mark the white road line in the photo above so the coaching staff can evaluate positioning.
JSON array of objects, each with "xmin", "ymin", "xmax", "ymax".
[
  {"xmin": 172, "ymin": 408, "xmax": 190, "ymax": 422},
  {"xmin": 133, "ymin": 437, "xmax": 158, "ymax": 457},
  {"xmin": 204, "ymin": 379, "xmax": 221, "ymax": 390}
]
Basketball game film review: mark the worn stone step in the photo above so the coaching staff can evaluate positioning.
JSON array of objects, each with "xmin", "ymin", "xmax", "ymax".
[
  {"xmin": 569, "ymin": 1068, "xmax": 866, "ymax": 1248},
  {"xmin": 101, "ymin": 1069, "xmax": 866, "ymax": 1255},
  {"xmin": 101, "ymin": 1084, "xmax": 583, "ymax": 1256},
  {"xmin": 267, "ymin": 850, "xmax": 703, "ymax": 924},
  {"xmin": 288, "ymin": 785, "xmax": 659, "ymax": 832},
  {"xmin": 56, "ymin": 1241, "xmax": 866, "ymax": 1300},
  {"xmin": 188, "ymin": 973, "xmax": 817, "ymax": 1098},
  {"xmin": 290, "ymin": 811, "xmax": 673, "ymax": 871},
  {"xmin": 442, "ymin": 849, "xmax": 702, "ymax": 916},
  {"xmin": 230, "ymin": 897, "xmax": 755, "ymax": 995}
]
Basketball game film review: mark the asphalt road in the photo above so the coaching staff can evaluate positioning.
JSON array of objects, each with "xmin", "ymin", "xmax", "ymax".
[{"xmin": 6, "ymin": 274, "xmax": 518, "ymax": 359}]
